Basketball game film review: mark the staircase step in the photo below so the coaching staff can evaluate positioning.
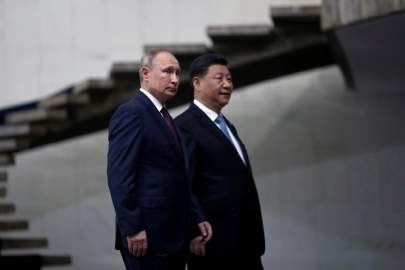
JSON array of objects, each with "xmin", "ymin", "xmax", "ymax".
[
  {"xmin": 5, "ymin": 109, "xmax": 68, "ymax": 125},
  {"xmin": 72, "ymin": 78, "xmax": 114, "ymax": 100},
  {"xmin": 0, "ymin": 220, "xmax": 29, "ymax": 231},
  {"xmin": 0, "ymin": 139, "xmax": 30, "ymax": 152},
  {"xmin": 270, "ymin": 5, "xmax": 321, "ymax": 28},
  {"xmin": 0, "ymin": 154, "xmax": 15, "ymax": 166},
  {"xmin": 0, "ymin": 254, "xmax": 72, "ymax": 267},
  {"xmin": 0, "ymin": 124, "xmax": 47, "ymax": 139},
  {"xmin": 39, "ymin": 92, "xmax": 90, "ymax": 108},
  {"xmin": 0, "ymin": 238, "xmax": 48, "ymax": 250},
  {"xmin": 0, "ymin": 203, "xmax": 15, "ymax": 214},
  {"xmin": 0, "ymin": 171, "xmax": 6, "ymax": 182},
  {"xmin": 208, "ymin": 24, "xmax": 272, "ymax": 39},
  {"xmin": 144, "ymin": 43, "xmax": 208, "ymax": 55},
  {"xmin": 110, "ymin": 62, "xmax": 141, "ymax": 82},
  {"xmin": 41, "ymin": 255, "xmax": 72, "ymax": 267},
  {"xmin": 0, "ymin": 187, "xmax": 6, "ymax": 197},
  {"xmin": 208, "ymin": 24, "xmax": 273, "ymax": 52}
]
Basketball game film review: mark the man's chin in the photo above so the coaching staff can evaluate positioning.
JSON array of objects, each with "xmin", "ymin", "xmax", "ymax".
[
  {"xmin": 163, "ymin": 91, "xmax": 177, "ymax": 101},
  {"xmin": 220, "ymin": 97, "xmax": 231, "ymax": 105}
]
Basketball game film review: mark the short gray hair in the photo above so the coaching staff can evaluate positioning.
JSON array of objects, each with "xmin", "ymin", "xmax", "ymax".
[{"xmin": 139, "ymin": 49, "xmax": 172, "ymax": 81}]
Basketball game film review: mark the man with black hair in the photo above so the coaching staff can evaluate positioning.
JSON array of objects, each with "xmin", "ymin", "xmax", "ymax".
[{"xmin": 175, "ymin": 53, "xmax": 265, "ymax": 270}]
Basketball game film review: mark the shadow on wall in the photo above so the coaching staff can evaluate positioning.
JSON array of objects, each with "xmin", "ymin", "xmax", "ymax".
[
  {"xmin": 226, "ymin": 66, "xmax": 405, "ymax": 269},
  {"xmin": 241, "ymin": 66, "xmax": 405, "ymax": 175}
]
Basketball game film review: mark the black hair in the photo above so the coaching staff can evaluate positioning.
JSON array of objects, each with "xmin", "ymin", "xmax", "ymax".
[{"xmin": 189, "ymin": 53, "xmax": 228, "ymax": 79}]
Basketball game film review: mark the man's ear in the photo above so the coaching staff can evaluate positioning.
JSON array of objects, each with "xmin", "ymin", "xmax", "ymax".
[
  {"xmin": 141, "ymin": 66, "xmax": 149, "ymax": 82},
  {"xmin": 192, "ymin": 77, "xmax": 200, "ymax": 91}
]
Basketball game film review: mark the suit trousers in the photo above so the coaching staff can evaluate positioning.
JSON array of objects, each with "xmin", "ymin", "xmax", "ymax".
[
  {"xmin": 120, "ymin": 247, "xmax": 186, "ymax": 270},
  {"xmin": 187, "ymin": 255, "xmax": 263, "ymax": 270}
]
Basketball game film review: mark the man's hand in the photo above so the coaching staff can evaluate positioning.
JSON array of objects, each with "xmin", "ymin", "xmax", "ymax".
[
  {"xmin": 190, "ymin": 221, "xmax": 213, "ymax": 256},
  {"xmin": 190, "ymin": 236, "xmax": 206, "ymax": 256},
  {"xmin": 127, "ymin": 230, "xmax": 148, "ymax": 257},
  {"xmin": 198, "ymin": 221, "xmax": 213, "ymax": 243}
]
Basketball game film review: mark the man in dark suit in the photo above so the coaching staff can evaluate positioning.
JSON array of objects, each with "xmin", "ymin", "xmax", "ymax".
[
  {"xmin": 107, "ymin": 50, "xmax": 195, "ymax": 270},
  {"xmin": 175, "ymin": 54, "xmax": 265, "ymax": 270}
]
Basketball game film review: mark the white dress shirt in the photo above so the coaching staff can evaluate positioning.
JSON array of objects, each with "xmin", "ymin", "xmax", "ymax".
[
  {"xmin": 193, "ymin": 99, "xmax": 246, "ymax": 165},
  {"xmin": 140, "ymin": 88, "xmax": 165, "ymax": 117}
]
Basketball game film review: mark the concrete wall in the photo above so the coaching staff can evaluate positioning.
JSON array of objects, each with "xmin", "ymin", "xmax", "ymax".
[
  {"xmin": 2, "ymin": 1, "xmax": 405, "ymax": 270},
  {"xmin": 237, "ymin": 67, "xmax": 405, "ymax": 270},
  {"xmin": 0, "ymin": 0, "xmax": 274, "ymax": 108},
  {"xmin": 322, "ymin": 0, "xmax": 405, "ymax": 29},
  {"xmin": 333, "ymin": 11, "xmax": 405, "ymax": 92},
  {"xmin": 4, "ymin": 66, "xmax": 405, "ymax": 270}
]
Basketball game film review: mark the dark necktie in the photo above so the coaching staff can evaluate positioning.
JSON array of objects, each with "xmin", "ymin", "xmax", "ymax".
[{"xmin": 160, "ymin": 107, "xmax": 180, "ymax": 147}]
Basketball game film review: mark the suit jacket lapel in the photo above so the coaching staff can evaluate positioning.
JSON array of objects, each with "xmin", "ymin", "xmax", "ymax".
[
  {"xmin": 190, "ymin": 104, "xmax": 246, "ymax": 166},
  {"xmin": 136, "ymin": 91, "xmax": 185, "ymax": 163},
  {"xmin": 190, "ymin": 104, "xmax": 232, "ymax": 146},
  {"xmin": 176, "ymin": 127, "xmax": 189, "ymax": 172},
  {"xmin": 226, "ymin": 119, "xmax": 252, "ymax": 170}
]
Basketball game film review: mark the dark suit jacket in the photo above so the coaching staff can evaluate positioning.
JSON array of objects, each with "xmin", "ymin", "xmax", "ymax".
[
  {"xmin": 107, "ymin": 91, "xmax": 189, "ymax": 254},
  {"xmin": 175, "ymin": 103, "xmax": 265, "ymax": 257}
]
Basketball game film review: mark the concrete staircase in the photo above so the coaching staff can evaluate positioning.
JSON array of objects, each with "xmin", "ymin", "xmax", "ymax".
[
  {"xmin": 0, "ymin": 203, "xmax": 15, "ymax": 215},
  {"xmin": 0, "ymin": 3, "xmax": 339, "ymax": 269},
  {"xmin": 0, "ymin": 220, "xmax": 29, "ymax": 231},
  {"xmin": 0, "ymin": 3, "xmax": 335, "ymax": 155},
  {"xmin": 0, "ymin": 186, "xmax": 6, "ymax": 198},
  {"xmin": 0, "ymin": 255, "xmax": 71, "ymax": 268},
  {"xmin": 1, "ymin": 1, "xmax": 404, "ymax": 268},
  {"xmin": 0, "ymin": 171, "xmax": 71, "ymax": 268}
]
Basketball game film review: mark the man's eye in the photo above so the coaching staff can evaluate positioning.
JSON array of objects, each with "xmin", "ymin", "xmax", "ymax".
[{"xmin": 163, "ymin": 68, "xmax": 180, "ymax": 75}]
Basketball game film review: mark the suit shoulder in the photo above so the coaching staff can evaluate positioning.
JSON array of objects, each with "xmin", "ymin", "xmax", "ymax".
[
  {"xmin": 112, "ymin": 98, "xmax": 145, "ymax": 120},
  {"xmin": 109, "ymin": 98, "xmax": 144, "ymax": 130},
  {"xmin": 116, "ymin": 98, "xmax": 143, "ymax": 114},
  {"xmin": 175, "ymin": 108, "xmax": 193, "ymax": 127}
]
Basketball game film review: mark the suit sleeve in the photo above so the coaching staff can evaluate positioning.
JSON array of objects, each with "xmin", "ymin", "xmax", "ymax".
[
  {"xmin": 176, "ymin": 122, "xmax": 207, "ymax": 229},
  {"xmin": 107, "ymin": 107, "xmax": 144, "ymax": 237}
]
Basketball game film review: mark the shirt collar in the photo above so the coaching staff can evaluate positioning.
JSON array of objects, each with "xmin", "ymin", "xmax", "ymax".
[
  {"xmin": 140, "ymin": 88, "xmax": 163, "ymax": 112},
  {"xmin": 193, "ymin": 99, "xmax": 220, "ymax": 122}
]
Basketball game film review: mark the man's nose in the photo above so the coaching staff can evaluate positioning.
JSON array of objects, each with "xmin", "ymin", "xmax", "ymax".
[
  {"xmin": 170, "ymin": 73, "xmax": 179, "ymax": 84},
  {"xmin": 223, "ymin": 79, "xmax": 232, "ymax": 89}
]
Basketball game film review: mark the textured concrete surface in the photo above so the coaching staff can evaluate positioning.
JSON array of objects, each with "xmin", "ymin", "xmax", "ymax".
[
  {"xmin": 322, "ymin": 0, "xmax": 405, "ymax": 29},
  {"xmin": 334, "ymin": 11, "xmax": 405, "ymax": 92},
  {"xmin": 1, "ymin": 1, "xmax": 404, "ymax": 269},
  {"xmin": 2, "ymin": 66, "xmax": 405, "ymax": 270},
  {"xmin": 0, "ymin": 0, "xmax": 273, "ymax": 108}
]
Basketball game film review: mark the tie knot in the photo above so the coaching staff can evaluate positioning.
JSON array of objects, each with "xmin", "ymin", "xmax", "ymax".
[
  {"xmin": 161, "ymin": 107, "xmax": 170, "ymax": 117},
  {"xmin": 215, "ymin": 115, "xmax": 225, "ymax": 124},
  {"xmin": 160, "ymin": 107, "xmax": 180, "ymax": 147}
]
